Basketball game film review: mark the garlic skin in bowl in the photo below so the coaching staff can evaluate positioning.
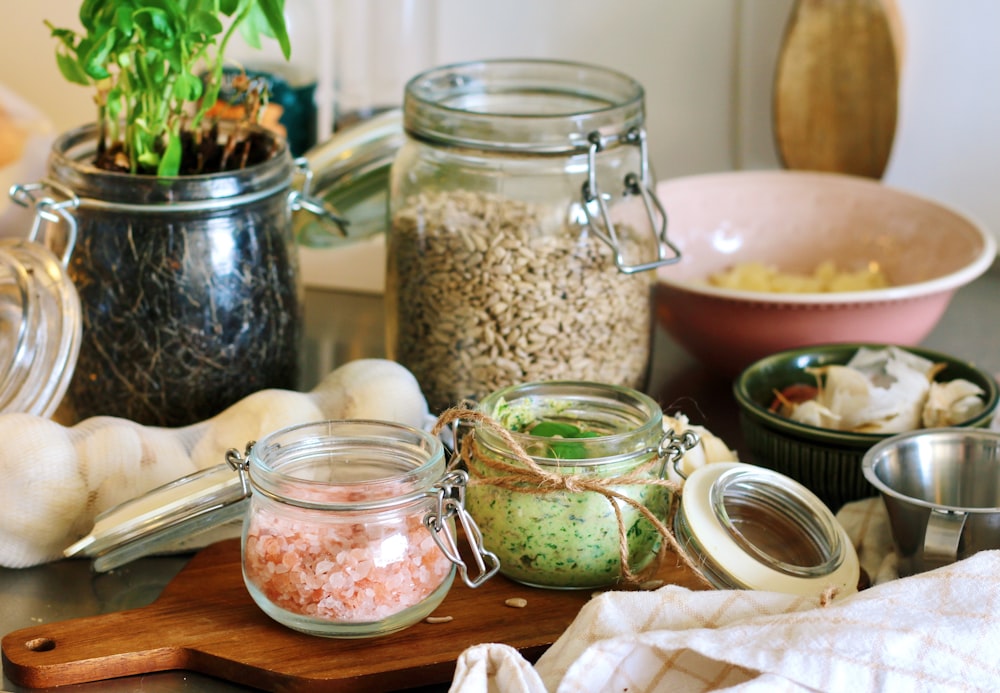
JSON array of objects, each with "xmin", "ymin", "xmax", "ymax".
[
  {"xmin": 654, "ymin": 170, "xmax": 996, "ymax": 375},
  {"xmin": 733, "ymin": 343, "xmax": 1000, "ymax": 510},
  {"xmin": 774, "ymin": 346, "xmax": 987, "ymax": 434}
]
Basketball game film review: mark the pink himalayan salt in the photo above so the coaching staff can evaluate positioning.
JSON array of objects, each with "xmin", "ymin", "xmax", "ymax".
[{"xmin": 244, "ymin": 506, "xmax": 452, "ymax": 623}]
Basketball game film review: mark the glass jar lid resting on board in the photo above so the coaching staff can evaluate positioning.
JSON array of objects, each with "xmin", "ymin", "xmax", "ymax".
[{"xmin": 0, "ymin": 183, "xmax": 82, "ymax": 417}]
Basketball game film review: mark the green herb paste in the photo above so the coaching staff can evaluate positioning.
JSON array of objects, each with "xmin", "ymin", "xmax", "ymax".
[{"xmin": 465, "ymin": 474, "xmax": 665, "ymax": 588}]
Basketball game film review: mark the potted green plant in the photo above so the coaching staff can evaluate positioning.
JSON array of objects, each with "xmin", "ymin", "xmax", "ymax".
[
  {"xmin": 47, "ymin": 0, "xmax": 291, "ymax": 176},
  {"xmin": 27, "ymin": 0, "xmax": 307, "ymax": 427}
]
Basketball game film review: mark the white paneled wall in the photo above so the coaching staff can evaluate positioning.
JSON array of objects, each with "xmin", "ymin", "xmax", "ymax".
[
  {"xmin": 432, "ymin": 0, "xmax": 740, "ymax": 180},
  {"xmin": 881, "ymin": 0, "xmax": 1000, "ymax": 241},
  {"xmin": 2, "ymin": 1, "xmax": 999, "ymax": 240}
]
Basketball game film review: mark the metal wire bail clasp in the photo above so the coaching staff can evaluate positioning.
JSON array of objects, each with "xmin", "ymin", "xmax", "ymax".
[
  {"xmin": 661, "ymin": 428, "xmax": 701, "ymax": 481},
  {"xmin": 425, "ymin": 469, "xmax": 501, "ymax": 588},
  {"xmin": 225, "ymin": 442, "xmax": 256, "ymax": 498},
  {"xmin": 580, "ymin": 127, "xmax": 682, "ymax": 274},
  {"xmin": 288, "ymin": 156, "xmax": 350, "ymax": 238},
  {"xmin": 8, "ymin": 180, "xmax": 80, "ymax": 267}
]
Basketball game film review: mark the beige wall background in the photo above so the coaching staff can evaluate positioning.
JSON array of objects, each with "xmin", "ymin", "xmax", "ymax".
[{"xmin": 2, "ymin": 0, "xmax": 1000, "ymax": 242}]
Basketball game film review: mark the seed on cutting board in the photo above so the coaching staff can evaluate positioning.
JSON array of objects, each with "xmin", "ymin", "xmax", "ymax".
[
  {"xmin": 424, "ymin": 615, "xmax": 454, "ymax": 624},
  {"xmin": 504, "ymin": 597, "xmax": 528, "ymax": 608}
]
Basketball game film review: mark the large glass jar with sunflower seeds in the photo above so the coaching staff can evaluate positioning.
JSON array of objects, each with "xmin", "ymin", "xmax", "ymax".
[{"xmin": 386, "ymin": 59, "xmax": 680, "ymax": 414}]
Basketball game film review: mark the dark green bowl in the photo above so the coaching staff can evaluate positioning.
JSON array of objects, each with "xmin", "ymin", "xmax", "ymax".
[{"xmin": 733, "ymin": 343, "xmax": 1000, "ymax": 510}]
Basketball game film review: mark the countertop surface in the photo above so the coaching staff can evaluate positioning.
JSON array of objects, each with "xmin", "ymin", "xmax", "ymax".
[{"xmin": 3, "ymin": 264, "xmax": 998, "ymax": 692}]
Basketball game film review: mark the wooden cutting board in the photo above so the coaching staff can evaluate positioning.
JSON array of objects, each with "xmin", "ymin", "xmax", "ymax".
[
  {"xmin": 2, "ymin": 539, "xmax": 704, "ymax": 691},
  {"xmin": 774, "ymin": 0, "xmax": 902, "ymax": 178}
]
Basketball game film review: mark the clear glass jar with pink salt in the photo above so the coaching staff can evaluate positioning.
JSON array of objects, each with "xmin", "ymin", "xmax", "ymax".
[{"xmin": 236, "ymin": 420, "xmax": 498, "ymax": 638}]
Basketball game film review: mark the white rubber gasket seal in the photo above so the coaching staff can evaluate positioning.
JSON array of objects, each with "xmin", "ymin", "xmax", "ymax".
[{"xmin": 681, "ymin": 461, "xmax": 860, "ymax": 596}]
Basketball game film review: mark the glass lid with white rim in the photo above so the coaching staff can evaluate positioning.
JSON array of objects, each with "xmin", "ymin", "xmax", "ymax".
[
  {"xmin": 675, "ymin": 461, "xmax": 861, "ymax": 596},
  {"xmin": 0, "ymin": 189, "xmax": 82, "ymax": 418}
]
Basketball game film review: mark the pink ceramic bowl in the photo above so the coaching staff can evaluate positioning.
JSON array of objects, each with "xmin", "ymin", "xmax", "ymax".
[{"xmin": 654, "ymin": 171, "xmax": 996, "ymax": 375}]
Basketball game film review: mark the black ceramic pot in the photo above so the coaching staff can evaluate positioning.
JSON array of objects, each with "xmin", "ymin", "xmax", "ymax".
[{"xmin": 45, "ymin": 124, "xmax": 302, "ymax": 427}]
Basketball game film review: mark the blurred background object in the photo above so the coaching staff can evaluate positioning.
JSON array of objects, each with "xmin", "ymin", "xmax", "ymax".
[
  {"xmin": 0, "ymin": 85, "xmax": 53, "ymax": 239},
  {"xmin": 652, "ymin": 170, "xmax": 995, "ymax": 375},
  {"xmin": 6, "ymin": 0, "xmax": 998, "ymax": 387},
  {"xmin": 332, "ymin": 0, "xmax": 437, "ymax": 131},
  {"xmin": 4, "ymin": 1, "xmax": 999, "ymax": 247},
  {"xmin": 211, "ymin": 0, "xmax": 328, "ymax": 156},
  {"xmin": 773, "ymin": 0, "xmax": 901, "ymax": 178}
]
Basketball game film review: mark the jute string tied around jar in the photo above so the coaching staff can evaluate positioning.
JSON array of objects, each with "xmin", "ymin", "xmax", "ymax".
[{"xmin": 431, "ymin": 405, "xmax": 712, "ymax": 589}]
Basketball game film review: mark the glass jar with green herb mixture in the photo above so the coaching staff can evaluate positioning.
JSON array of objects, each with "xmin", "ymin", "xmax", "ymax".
[
  {"xmin": 464, "ymin": 380, "xmax": 698, "ymax": 589},
  {"xmin": 387, "ymin": 59, "xmax": 680, "ymax": 414}
]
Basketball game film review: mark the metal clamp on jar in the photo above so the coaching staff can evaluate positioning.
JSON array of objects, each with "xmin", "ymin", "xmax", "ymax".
[{"xmin": 387, "ymin": 59, "xmax": 681, "ymax": 413}]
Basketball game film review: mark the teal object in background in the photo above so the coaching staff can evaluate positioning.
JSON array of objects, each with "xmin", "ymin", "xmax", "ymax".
[{"xmin": 216, "ymin": 65, "xmax": 318, "ymax": 157}]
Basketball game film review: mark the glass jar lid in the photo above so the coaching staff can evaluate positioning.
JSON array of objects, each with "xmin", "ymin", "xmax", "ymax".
[
  {"xmin": 0, "ymin": 236, "xmax": 82, "ymax": 417},
  {"xmin": 295, "ymin": 108, "xmax": 403, "ymax": 250},
  {"xmin": 676, "ymin": 461, "xmax": 860, "ymax": 596},
  {"xmin": 64, "ymin": 462, "xmax": 251, "ymax": 572}
]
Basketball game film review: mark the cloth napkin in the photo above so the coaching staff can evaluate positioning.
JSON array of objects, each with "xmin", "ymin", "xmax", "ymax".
[{"xmin": 449, "ymin": 499, "xmax": 1000, "ymax": 692}]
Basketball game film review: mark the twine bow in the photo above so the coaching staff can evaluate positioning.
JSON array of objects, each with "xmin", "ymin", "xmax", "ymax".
[{"xmin": 432, "ymin": 404, "xmax": 711, "ymax": 588}]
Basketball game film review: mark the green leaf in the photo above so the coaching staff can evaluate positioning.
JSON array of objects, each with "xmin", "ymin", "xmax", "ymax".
[
  {"xmin": 529, "ymin": 422, "xmax": 599, "ymax": 439},
  {"xmin": 79, "ymin": 30, "xmax": 116, "ymax": 80},
  {"xmin": 255, "ymin": 0, "xmax": 291, "ymax": 59},
  {"xmin": 79, "ymin": 0, "xmax": 106, "ymax": 33},
  {"xmin": 113, "ymin": 5, "xmax": 136, "ymax": 35},
  {"xmin": 530, "ymin": 421, "xmax": 582, "ymax": 438},
  {"xmin": 528, "ymin": 421, "xmax": 599, "ymax": 460},
  {"xmin": 173, "ymin": 71, "xmax": 204, "ymax": 101},
  {"xmin": 548, "ymin": 443, "xmax": 589, "ymax": 460},
  {"xmin": 48, "ymin": 0, "xmax": 292, "ymax": 173},
  {"xmin": 134, "ymin": 6, "xmax": 174, "ymax": 41},
  {"xmin": 46, "ymin": 26, "xmax": 79, "ymax": 51},
  {"xmin": 157, "ymin": 134, "xmax": 183, "ymax": 177},
  {"xmin": 54, "ymin": 52, "xmax": 92, "ymax": 86},
  {"xmin": 238, "ymin": 9, "xmax": 264, "ymax": 50},
  {"xmin": 137, "ymin": 149, "xmax": 160, "ymax": 168},
  {"xmin": 189, "ymin": 11, "xmax": 223, "ymax": 37}
]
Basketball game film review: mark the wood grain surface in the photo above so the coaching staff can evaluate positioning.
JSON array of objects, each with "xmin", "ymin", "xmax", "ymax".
[
  {"xmin": 774, "ymin": 0, "xmax": 902, "ymax": 178},
  {"xmin": 2, "ymin": 539, "xmax": 705, "ymax": 691}
]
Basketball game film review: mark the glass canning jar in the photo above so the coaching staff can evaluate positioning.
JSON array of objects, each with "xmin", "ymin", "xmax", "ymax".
[
  {"xmin": 235, "ymin": 420, "xmax": 498, "ymax": 638},
  {"xmin": 387, "ymin": 59, "xmax": 680, "ymax": 414},
  {"xmin": 464, "ymin": 381, "xmax": 697, "ymax": 590}
]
